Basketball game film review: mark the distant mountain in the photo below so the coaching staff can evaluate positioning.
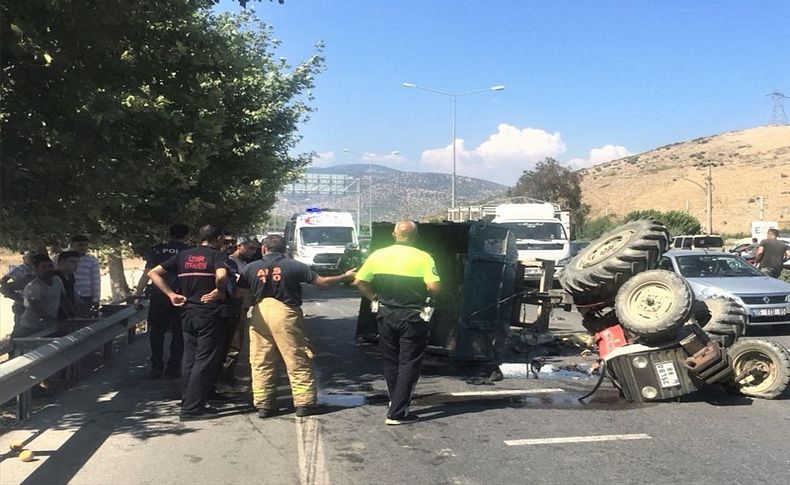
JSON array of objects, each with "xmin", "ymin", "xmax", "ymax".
[
  {"xmin": 274, "ymin": 164, "xmax": 506, "ymax": 223},
  {"xmin": 580, "ymin": 125, "xmax": 790, "ymax": 233}
]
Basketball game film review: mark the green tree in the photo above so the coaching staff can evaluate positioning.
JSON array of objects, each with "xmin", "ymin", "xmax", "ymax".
[
  {"xmin": 1, "ymin": 1, "xmax": 323, "ymax": 296},
  {"xmin": 508, "ymin": 157, "xmax": 589, "ymax": 236},
  {"xmin": 577, "ymin": 215, "xmax": 621, "ymax": 240},
  {"xmin": 624, "ymin": 210, "xmax": 701, "ymax": 237}
]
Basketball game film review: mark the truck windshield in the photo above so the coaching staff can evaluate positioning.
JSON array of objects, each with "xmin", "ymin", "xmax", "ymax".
[
  {"xmin": 300, "ymin": 227, "xmax": 354, "ymax": 246},
  {"xmin": 504, "ymin": 222, "xmax": 567, "ymax": 240}
]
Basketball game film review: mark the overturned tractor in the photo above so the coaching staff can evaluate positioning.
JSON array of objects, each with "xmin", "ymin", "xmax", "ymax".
[{"xmin": 560, "ymin": 219, "xmax": 790, "ymax": 401}]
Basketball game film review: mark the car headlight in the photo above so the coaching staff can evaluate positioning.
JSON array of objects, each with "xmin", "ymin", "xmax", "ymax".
[
  {"xmin": 785, "ymin": 294, "xmax": 790, "ymax": 303},
  {"xmin": 699, "ymin": 287, "xmax": 743, "ymax": 305}
]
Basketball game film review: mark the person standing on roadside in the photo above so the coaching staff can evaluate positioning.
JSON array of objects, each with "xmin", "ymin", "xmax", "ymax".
[
  {"xmin": 14, "ymin": 255, "xmax": 66, "ymax": 338},
  {"xmin": 148, "ymin": 225, "xmax": 229, "ymax": 421},
  {"xmin": 755, "ymin": 229, "xmax": 790, "ymax": 278},
  {"xmin": 1, "ymin": 250, "xmax": 38, "ymax": 326},
  {"xmin": 353, "ymin": 221, "xmax": 440, "ymax": 426},
  {"xmin": 218, "ymin": 235, "xmax": 257, "ymax": 382},
  {"xmin": 134, "ymin": 224, "xmax": 191, "ymax": 379},
  {"xmin": 54, "ymin": 250, "xmax": 87, "ymax": 318},
  {"xmin": 237, "ymin": 235, "xmax": 355, "ymax": 418},
  {"xmin": 66, "ymin": 235, "xmax": 101, "ymax": 309}
]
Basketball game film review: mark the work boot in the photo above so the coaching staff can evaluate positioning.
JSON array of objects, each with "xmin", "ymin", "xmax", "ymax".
[
  {"xmin": 295, "ymin": 405, "xmax": 324, "ymax": 417},
  {"xmin": 257, "ymin": 407, "xmax": 277, "ymax": 419}
]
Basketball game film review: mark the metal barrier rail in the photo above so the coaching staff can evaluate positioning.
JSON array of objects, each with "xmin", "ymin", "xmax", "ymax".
[{"xmin": 0, "ymin": 302, "xmax": 148, "ymax": 419}]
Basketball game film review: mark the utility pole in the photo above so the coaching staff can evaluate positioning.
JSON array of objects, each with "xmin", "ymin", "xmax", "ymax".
[
  {"xmin": 755, "ymin": 195, "xmax": 766, "ymax": 220},
  {"xmin": 705, "ymin": 164, "xmax": 713, "ymax": 235}
]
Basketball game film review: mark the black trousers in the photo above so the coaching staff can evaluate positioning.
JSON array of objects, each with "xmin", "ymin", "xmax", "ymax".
[
  {"xmin": 148, "ymin": 292, "xmax": 183, "ymax": 372},
  {"xmin": 377, "ymin": 306, "xmax": 429, "ymax": 419},
  {"xmin": 217, "ymin": 298, "xmax": 245, "ymax": 380},
  {"xmin": 181, "ymin": 304, "xmax": 225, "ymax": 414}
]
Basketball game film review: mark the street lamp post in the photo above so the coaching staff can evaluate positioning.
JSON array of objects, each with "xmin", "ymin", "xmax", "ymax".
[
  {"xmin": 673, "ymin": 164, "xmax": 714, "ymax": 234},
  {"xmin": 402, "ymin": 82, "xmax": 504, "ymax": 209},
  {"xmin": 342, "ymin": 148, "xmax": 399, "ymax": 236}
]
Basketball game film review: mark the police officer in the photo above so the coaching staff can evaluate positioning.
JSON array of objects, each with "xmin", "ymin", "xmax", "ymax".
[
  {"xmin": 148, "ymin": 225, "xmax": 229, "ymax": 421},
  {"xmin": 353, "ymin": 221, "xmax": 440, "ymax": 425},
  {"xmin": 237, "ymin": 235, "xmax": 355, "ymax": 418},
  {"xmin": 134, "ymin": 224, "xmax": 191, "ymax": 378}
]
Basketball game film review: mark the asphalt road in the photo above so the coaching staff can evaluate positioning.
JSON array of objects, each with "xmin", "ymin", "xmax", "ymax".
[{"xmin": 2, "ymin": 286, "xmax": 790, "ymax": 485}]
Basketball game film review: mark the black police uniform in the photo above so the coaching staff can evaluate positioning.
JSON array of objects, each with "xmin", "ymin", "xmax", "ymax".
[
  {"xmin": 145, "ymin": 240, "xmax": 191, "ymax": 376},
  {"xmin": 161, "ymin": 245, "xmax": 228, "ymax": 415}
]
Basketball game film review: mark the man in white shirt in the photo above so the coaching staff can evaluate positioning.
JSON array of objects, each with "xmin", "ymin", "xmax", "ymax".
[
  {"xmin": 14, "ymin": 255, "xmax": 66, "ymax": 338},
  {"xmin": 67, "ymin": 235, "xmax": 101, "ymax": 308}
]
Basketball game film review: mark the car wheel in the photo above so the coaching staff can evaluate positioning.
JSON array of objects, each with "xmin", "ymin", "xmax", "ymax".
[
  {"xmin": 559, "ymin": 219, "xmax": 670, "ymax": 306},
  {"xmin": 614, "ymin": 269, "xmax": 692, "ymax": 341},
  {"xmin": 726, "ymin": 338, "xmax": 790, "ymax": 399},
  {"xmin": 690, "ymin": 297, "xmax": 746, "ymax": 345}
]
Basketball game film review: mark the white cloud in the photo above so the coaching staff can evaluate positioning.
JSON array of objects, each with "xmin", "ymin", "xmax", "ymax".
[
  {"xmin": 568, "ymin": 144, "xmax": 632, "ymax": 170},
  {"xmin": 419, "ymin": 123, "xmax": 567, "ymax": 185}
]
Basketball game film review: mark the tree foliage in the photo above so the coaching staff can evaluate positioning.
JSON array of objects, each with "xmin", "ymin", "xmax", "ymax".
[
  {"xmin": 508, "ymin": 158, "xmax": 589, "ymax": 235},
  {"xmin": 623, "ymin": 210, "xmax": 701, "ymax": 237},
  {"xmin": 1, "ymin": 1, "xmax": 323, "ymax": 254},
  {"xmin": 576, "ymin": 215, "xmax": 620, "ymax": 240}
]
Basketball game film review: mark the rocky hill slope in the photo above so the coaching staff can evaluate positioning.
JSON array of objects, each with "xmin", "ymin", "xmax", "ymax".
[
  {"xmin": 580, "ymin": 125, "xmax": 790, "ymax": 234},
  {"xmin": 273, "ymin": 164, "xmax": 506, "ymax": 225}
]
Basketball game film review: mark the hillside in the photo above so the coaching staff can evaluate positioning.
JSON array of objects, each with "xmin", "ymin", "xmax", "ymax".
[
  {"xmin": 273, "ymin": 164, "xmax": 506, "ymax": 224},
  {"xmin": 580, "ymin": 125, "xmax": 790, "ymax": 234}
]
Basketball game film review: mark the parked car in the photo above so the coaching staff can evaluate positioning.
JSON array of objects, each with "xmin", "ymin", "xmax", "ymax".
[
  {"xmin": 671, "ymin": 235, "xmax": 725, "ymax": 251},
  {"xmin": 659, "ymin": 250, "xmax": 790, "ymax": 329}
]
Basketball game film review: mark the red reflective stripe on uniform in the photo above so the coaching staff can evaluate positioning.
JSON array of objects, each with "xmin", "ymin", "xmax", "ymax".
[{"xmin": 178, "ymin": 272, "xmax": 215, "ymax": 277}]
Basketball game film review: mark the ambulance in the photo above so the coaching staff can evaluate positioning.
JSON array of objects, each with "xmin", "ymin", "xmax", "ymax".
[{"xmin": 284, "ymin": 208, "xmax": 358, "ymax": 274}]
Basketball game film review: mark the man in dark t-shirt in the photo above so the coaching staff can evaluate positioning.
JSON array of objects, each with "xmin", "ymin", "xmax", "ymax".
[
  {"xmin": 134, "ymin": 224, "xmax": 191, "ymax": 378},
  {"xmin": 149, "ymin": 224, "xmax": 229, "ymax": 421},
  {"xmin": 237, "ymin": 234, "xmax": 355, "ymax": 418},
  {"xmin": 755, "ymin": 229, "xmax": 790, "ymax": 278}
]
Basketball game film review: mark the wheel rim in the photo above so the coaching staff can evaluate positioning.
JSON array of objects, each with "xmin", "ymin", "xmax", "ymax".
[
  {"xmin": 732, "ymin": 350, "xmax": 779, "ymax": 394},
  {"xmin": 623, "ymin": 280, "xmax": 676, "ymax": 326},
  {"xmin": 580, "ymin": 230, "xmax": 634, "ymax": 268}
]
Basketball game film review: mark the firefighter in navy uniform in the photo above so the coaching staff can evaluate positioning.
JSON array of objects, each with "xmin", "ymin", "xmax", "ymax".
[
  {"xmin": 148, "ymin": 225, "xmax": 229, "ymax": 421},
  {"xmin": 353, "ymin": 221, "xmax": 441, "ymax": 425},
  {"xmin": 237, "ymin": 235, "xmax": 355, "ymax": 418},
  {"xmin": 135, "ymin": 224, "xmax": 191, "ymax": 378}
]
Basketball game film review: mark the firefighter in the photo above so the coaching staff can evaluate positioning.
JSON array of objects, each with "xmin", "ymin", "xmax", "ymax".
[
  {"xmin": 353, "ymin": 220, "xmax": 441, "ymax": 425},
  {"xmin": 237, "ymin": 235, "xmax": 355, "ymax": 418},
  {"xmin": 148, "ymin": 225, "xmax": 229, "ymax": 421}
]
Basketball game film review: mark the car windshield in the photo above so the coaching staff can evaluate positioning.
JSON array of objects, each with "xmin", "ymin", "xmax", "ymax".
[
  {"xmin": 693, "ymin": 236, "xmax": 724, "ymax": 247},
  {"xmin": 300, "ymin": 227, "xmax": 354, "ymax": 246},
  {"xmin": 504, "ymin": 222, "xmax": 567, "ymax": 240},
  {"xmin": 675, "ymin": 254, "xmax": 764, "ymax": 278}
]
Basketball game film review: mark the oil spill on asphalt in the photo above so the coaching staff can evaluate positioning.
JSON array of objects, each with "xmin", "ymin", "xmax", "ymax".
[{"xmin": 412, "ymin": 389, "xmax": 653, "ymax": 411}]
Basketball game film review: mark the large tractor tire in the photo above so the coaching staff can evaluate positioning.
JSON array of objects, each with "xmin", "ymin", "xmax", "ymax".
[
  {"xmin": 726, "ymin": 338, "xmax": 790, "ymax": 399},
  {"xmin": 614, "ymin": 269, "xmax": 693, "ymax": 341},
  {"xmin": 560, "ymin": 219, "xmax": 670, "ymax": 306},
  {"xmin": 690, "ymin": 298, "xmax": 746, "ymax": 347}
]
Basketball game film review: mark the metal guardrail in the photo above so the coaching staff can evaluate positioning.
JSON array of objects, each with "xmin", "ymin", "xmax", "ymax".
[{"xmin": 0, "ymin": 302, "xmax": 148, "ymax": 419}]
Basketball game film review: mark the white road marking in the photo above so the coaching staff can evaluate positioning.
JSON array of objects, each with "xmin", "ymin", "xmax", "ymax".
[
  {"xmin": 449, "ymin": 388, "xmax": 565, "ymax": 397},
  {"xmin": 96, "ymin": 390, "xmax": 119, "ymax": 402},
  {"xmin": 505, "ymin": 433, "xmax": 652, "ymax": 446}
]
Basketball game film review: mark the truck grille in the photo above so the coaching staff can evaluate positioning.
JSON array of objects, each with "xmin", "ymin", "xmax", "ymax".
[
  {"xmin": 516, "ymin": 243, "xmax": 564, "ymax": 250},
  {"xmin": 313, "ymin": 253, "xmax": 342, "ymax": 265}
]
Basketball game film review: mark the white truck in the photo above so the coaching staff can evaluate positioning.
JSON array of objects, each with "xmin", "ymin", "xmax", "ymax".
[
  {"xmin": 447, "ymin": 200, "xmax": 572, "ymax": 282},
  {"xmin": 284, "ymin": 208, "xmax": 358, "ymax": 275},
  {"xmin": 491, "ymin": 203, "xmax": 572, "ymax": 281}
]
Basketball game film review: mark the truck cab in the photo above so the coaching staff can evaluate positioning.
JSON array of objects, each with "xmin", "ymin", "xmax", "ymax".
[
  {"xmin": 284, "ymin": 209, "xmax": 358, "ymax": 275},
  {"xmin": 491, "ymin": 203, "xmax": 571, "ymax": 281}
]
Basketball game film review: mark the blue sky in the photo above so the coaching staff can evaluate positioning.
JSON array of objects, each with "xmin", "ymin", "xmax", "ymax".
[{"xmin": 216, "ymin": 1, "xmax": 790, "ymax": 185}]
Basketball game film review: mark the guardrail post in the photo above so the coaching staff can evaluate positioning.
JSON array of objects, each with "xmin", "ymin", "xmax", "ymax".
[
  {"xmin": 16, "ymin": 389, "xmax": 32, "ymax": 421},
  {"xmin": 126, "ymin": 318, "xmax": 135, "ymax": 343},
  {"xmin": 103, "ymin": 341, "xmax": 113, "ymax": 359}
]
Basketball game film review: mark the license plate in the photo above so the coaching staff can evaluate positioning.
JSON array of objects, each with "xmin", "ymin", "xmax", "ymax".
[
  {"xmin": 753, "ymin": 307, "xmax": 787, "ymax": 317},
  {"xmin": 655, "ymin": 362, "xmax": 681, "ymax": 388}
]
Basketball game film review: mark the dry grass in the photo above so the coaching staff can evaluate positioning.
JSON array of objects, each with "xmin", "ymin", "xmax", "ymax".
[{"xmin": 580, "ymin": 125, "xmax": 790, "ymax": 233}]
